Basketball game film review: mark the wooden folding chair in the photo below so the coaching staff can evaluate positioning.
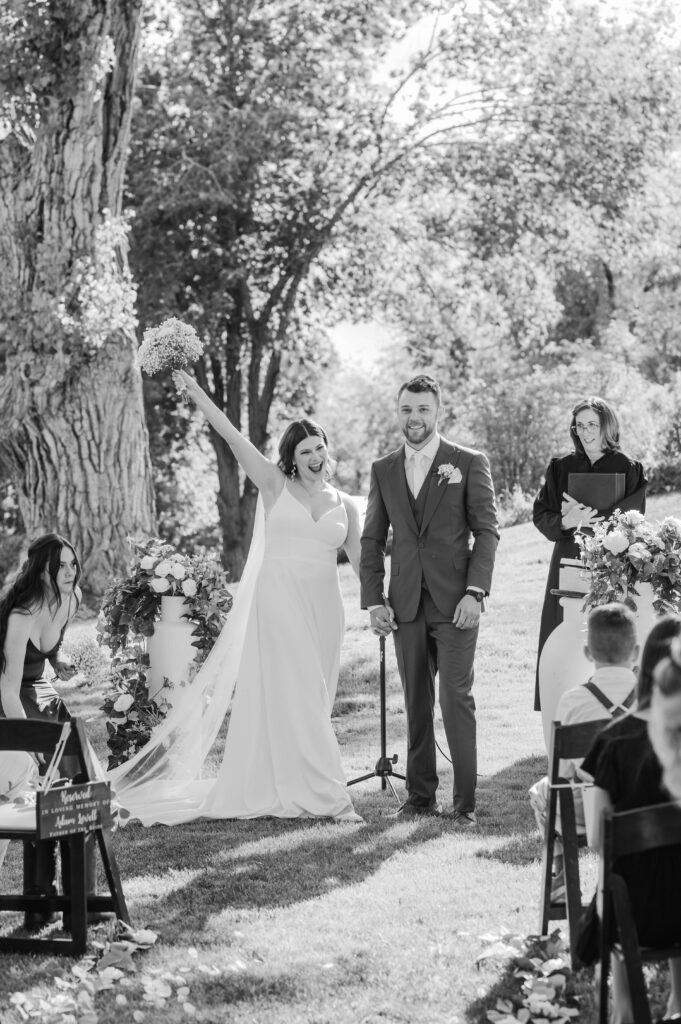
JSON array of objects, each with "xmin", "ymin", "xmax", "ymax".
[
  {"xmin": 0, "ymin": 717, "xmax": 129, "ymax": 955},
  {"xmin": 538, "ymin": 718, "xmax": 604, "ymax": 966},
  {"xmin": 598, "ymin": 801, "xmax": 681, "ymax": 1024}
]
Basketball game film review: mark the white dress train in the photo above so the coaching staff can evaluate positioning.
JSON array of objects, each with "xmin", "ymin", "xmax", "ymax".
[{"xmin": 108, "ymin": 484, "xmax": 359, "ymax": 824}]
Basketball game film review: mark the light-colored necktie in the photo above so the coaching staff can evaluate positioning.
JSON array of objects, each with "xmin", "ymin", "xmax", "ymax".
[{"xmin": 409, "ymin": 451, "xmax": 427, "ymax": 497}]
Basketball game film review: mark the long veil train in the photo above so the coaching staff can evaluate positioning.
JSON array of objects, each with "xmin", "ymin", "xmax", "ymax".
[{"xmin": 107, "ymin": 500, "xmax": 266, "ymax": 826}]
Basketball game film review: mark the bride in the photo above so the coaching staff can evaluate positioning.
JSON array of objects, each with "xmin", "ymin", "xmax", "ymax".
[{"xmin": 108, "ymin": 371, "xmax": 363, "ymax": 824}]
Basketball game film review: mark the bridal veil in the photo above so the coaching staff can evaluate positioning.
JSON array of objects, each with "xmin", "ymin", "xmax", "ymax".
[{"xmin": 107, "ymin": 500, "xmax": 266, "ymax": 826}]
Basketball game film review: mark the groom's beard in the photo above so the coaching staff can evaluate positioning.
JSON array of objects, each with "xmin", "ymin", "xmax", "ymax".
[{"xmin": 404, "ymin": 424, "xmax": 435, "ymax": 445}]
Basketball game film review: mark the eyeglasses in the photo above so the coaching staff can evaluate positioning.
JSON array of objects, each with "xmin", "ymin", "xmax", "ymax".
[{"xmin": 572, "ymin": 421, "xmax": 600, "ymax": 434}]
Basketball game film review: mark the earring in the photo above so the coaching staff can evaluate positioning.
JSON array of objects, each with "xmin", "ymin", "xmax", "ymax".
[{"xmin": 290, "ymin": 465, "xmax": 297, "ymax": 479}]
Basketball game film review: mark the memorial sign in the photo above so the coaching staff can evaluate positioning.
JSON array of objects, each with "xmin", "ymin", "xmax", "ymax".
[{"xmin": 37, "ymin": 781, "xmax": 112, "ymax": 840}]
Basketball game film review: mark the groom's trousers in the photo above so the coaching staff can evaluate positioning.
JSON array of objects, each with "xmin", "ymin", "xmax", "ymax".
[{"xmin": 392, "ymin": 590, "xmax": 478, "ymax": 813}]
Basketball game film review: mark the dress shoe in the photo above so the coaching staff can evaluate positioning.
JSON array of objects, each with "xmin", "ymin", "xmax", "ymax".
[
  {"xmin": 390, "ymin": 801, "xmax": 442, "ymax": 819},
  {"xmin": 24, "ymin": 909, "xmax": 59, "ymax": 932},
  {"xmin": 451, "ymin": 810, "xmax": 478, "ymax": 828}
]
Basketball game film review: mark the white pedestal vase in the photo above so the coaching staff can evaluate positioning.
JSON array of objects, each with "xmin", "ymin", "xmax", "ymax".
[
  {"xmin": 627, "ymin": 581, "xmax": 657, "ymax": 640},
  {"xmin": 539, "ymin": 563, "xmax": 661, "ymax": 752},
  {"xmin": 146, "ymin": 595, "xmax": 198, "ymax": 704}
]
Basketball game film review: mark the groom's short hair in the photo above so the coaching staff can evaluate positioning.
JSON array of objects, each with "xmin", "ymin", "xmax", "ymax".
[{"xmin": 398, "ymin": 375, "xmax": 441, "ymax": 405}]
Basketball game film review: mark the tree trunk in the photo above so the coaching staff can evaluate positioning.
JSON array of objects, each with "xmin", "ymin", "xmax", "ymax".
[
  {"xmin": 0, "ymin": 0, "xmax": 154, "ymax": 599},
  {"xmin": 212, "ymin": 430, "xmax": 258, "ymax": 579}
]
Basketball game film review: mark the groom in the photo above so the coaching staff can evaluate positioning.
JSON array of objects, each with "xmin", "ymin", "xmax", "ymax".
[{"xmin": 360, "ymin": 374, "xmax": 499, "ymax": 824}]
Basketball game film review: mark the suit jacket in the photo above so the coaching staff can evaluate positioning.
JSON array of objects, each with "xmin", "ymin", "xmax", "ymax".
[{"xmin": 360, "ymin": 438, "xmax": 500, "ymax": 622}]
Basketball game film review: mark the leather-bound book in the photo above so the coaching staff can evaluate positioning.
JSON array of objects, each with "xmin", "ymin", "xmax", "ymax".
[{"xmin": 567, "ymin": 473, "xmax": 626, "ymax": 511}]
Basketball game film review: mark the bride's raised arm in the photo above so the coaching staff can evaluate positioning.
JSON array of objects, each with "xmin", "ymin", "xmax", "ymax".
[{"xmin": 174, "ymin": 370, "xmax": 283, "ymax": 505}]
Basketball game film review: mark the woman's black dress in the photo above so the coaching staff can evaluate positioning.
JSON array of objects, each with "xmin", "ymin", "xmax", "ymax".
[
  {"xmin": 19, "ymin": 630, "xmax": 71, "ymax": 723},
  {"xmin": 532, "ymin": 450, "xmax": 646, "ymax": 710},
  {"xmin": 582, "ymin": 715, "xmax": 681, "ymax": 947}
]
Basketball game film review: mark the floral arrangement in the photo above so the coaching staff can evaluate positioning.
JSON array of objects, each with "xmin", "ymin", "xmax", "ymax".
[
  {"xmin": 137, "ymin": 317, "xmax": 204, "ymax": 393},
  {"xmin": 97, "ymin": 537, "xmax": 232, "ymax": 769},
  {"xmin": 99, "ymin": 644, "xmax": 173, "ymax": 771},
  {"xmin": 577, "ymin": 509, "xmax": 681, "ymax": 613}
]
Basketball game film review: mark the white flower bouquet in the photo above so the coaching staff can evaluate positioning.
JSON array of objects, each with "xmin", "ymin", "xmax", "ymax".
[
  {"xmin": 140, "ymin": 552, "xmax": 199, "ymax": 598},
  {"xmin": 577, "ymin": 509, "xmax": 681, "ymax": 613},
  {"xmin": 137, "ymin": 317, "xmax": 204, "ymax": 393},
  {"xmin": 98, "ymin": 537, "xmax": 233, "ymax": 655}
]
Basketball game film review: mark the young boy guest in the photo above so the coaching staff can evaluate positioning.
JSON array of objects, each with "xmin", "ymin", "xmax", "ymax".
[{"xmin": 529, "ymin": 603, "xmax": 638, "ymax": 897}]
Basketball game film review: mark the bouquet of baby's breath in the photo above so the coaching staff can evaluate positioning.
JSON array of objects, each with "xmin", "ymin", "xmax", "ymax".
[{"xmin": 138, "ymin": 318, "xmax": 204, "ymax": 393}]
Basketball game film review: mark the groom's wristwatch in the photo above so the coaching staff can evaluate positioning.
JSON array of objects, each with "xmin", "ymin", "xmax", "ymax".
[{"xmin": 465, "ymin": 589, "xmax": 484, "ymax": 603}]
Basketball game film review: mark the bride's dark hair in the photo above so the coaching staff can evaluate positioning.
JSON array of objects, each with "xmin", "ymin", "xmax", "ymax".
[
  {"xmin": 0, "ymin": 533, "xmax": 81, "ymax": 675},
  {"xmin": 277, "ymin": 419, "xmax": 329, "ymax": 476}
]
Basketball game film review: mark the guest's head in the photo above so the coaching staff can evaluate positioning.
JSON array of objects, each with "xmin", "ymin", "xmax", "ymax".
[
  {"xmin": 585, "ymin": 602, "xmax": 638, "ymax": 668},
  {"xmin": 0, "ymin": 533, "xmax": 80, "ymax": 675},
  {"xmin": 277, "ymin": 419, "xmax": 330, "ymax": 481},
  {"xmin": 570, "ymin": 397, "xmax": 620, "ymax": 460},
  {"xmin": 397, "ymin": 374, "xmax": 441, "ymax": 449},
  {"xmin": 648, "ymin": 636, "xmax": 681, "ymax": 800},
  {"xmin": 636, "ymin": 614, "xmax": 681, "ymax": 710}
]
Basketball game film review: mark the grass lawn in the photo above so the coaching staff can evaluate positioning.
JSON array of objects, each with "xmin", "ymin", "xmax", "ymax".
[{"xmin": 1, "ymin": 493, "xmax": 680, "ymax": 1023}]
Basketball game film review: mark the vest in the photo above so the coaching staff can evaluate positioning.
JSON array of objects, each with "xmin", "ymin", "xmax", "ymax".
[{"xmin": 407, "ymin": 474, "xmax": 430, "ymax": 530}]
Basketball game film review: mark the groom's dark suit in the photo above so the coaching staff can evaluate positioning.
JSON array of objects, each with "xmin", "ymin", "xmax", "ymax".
[{"xmin": 360, "ymin": 437, "xmax": 499, "ymax": 812}]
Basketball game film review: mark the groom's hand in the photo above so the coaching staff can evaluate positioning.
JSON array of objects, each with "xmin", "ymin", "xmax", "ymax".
[
  {"xmin": 452, "ymin": 594, "xmax": 481, "ymax": 630},
  {"xmin": 369, "ymin": 606, "xmax": 397, "ymax": 636}
]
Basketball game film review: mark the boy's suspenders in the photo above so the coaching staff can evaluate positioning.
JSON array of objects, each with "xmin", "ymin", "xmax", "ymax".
[{"xmin": 583, "ymin": 679, "xmax": 635, "ymax": 718}]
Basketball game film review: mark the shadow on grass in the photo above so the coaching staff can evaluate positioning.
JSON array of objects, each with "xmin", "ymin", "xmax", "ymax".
[
  {"xmin": 475, "ymin": 754, "xmax": 546, "ymax": 863},
  {"xmin": 111, "ymin": 810, "xmax": 445, "ymax": 938}
]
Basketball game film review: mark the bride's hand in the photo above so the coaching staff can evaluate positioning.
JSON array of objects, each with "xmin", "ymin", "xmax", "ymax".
[{"xmin": 172, "ymin": 369, "xmax": 198, "ymax": 400}]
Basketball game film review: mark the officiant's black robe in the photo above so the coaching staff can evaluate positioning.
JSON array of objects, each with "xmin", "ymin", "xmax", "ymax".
[{"xmin": 532, "ymin": 450, "xmax": 647, "ymax": 710}]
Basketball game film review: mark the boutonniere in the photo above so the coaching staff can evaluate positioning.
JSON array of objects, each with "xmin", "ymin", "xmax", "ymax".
[{"xmin": 437, "ymin": 463, "xmax": 462, "ymax": 486}]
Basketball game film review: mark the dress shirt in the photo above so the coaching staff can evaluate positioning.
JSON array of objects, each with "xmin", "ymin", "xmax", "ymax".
[
  {"xmin": 405, "ymin": 433, "xmax": 441, "ymax": 497},
  {"xmin": 558, "ymin": 665, "xmax": 638, "ymax": 778}
]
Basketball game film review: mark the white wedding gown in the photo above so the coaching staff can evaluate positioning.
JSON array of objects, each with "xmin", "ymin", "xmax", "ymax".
[
  {"xmin": 109, "ymin": 483, "xmax": 359, "ymax": 823},
  {"xmin": 205, "ymin": 484, "xmax": 357, "ymax": 818}
]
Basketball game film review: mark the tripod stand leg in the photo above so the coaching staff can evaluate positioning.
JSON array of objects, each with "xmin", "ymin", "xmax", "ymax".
[
  {"xmin": 385, "ymin": 776, "xmax": 402, "ymax": 803},
  {"xmin": 347, "ymin": 636, "xmax": 407, "ymax": 802}
]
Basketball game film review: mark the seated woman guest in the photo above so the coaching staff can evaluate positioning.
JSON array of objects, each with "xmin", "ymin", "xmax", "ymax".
[
  {"xmin": 648, "ymin": 635, "xmax": 681, "ymax": 802},
  {"xmin": 532, "ymin": 397, "xmax": 646, "ymax": 710},
  {"xmin": 582, "ymin": 617, "xmax": 681, "ymax": 1024},
  {"xmin": 0, "ymin": 534, "xmax": 82, "ymax": 930}
]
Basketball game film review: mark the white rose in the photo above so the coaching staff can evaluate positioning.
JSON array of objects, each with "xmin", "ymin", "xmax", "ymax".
[
  {"xmin": 627, "ymin": 542, "xmax": 650, "ymax": 562},
  {"xmin": 182, "ymin": 578, "xmax": 198, "ymax": 597},
  {"xmin": 170, "ymin": 562, "xmax": 187, "ymax": 580},
  {"xmin": 113, "ymin": 693, "xmax": 135, "ymax": 713},
  {"xmin": 155, "ymin": 560, "xmax": 172, "ymax": 577},
  {"xmin": 140, "ymin": 556, "xmax": 156, "ymax": 571},
  {"xmin": 150, "ymin": 577, "xmax": 171, "ymax": 593},
  {"xmin": 602, "ymin": 531, "xmax": 629, "ymax": 555}
]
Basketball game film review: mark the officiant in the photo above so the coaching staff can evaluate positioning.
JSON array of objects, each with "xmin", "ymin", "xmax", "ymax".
[{"xmin": 532, "ymin": 397, "xmax": 647, "ymax": 710}]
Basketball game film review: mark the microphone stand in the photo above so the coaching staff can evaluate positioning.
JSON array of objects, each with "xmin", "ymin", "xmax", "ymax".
[{"xmin": 347, "ymin": 635, "xmax": 405, "ymax": 803}]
